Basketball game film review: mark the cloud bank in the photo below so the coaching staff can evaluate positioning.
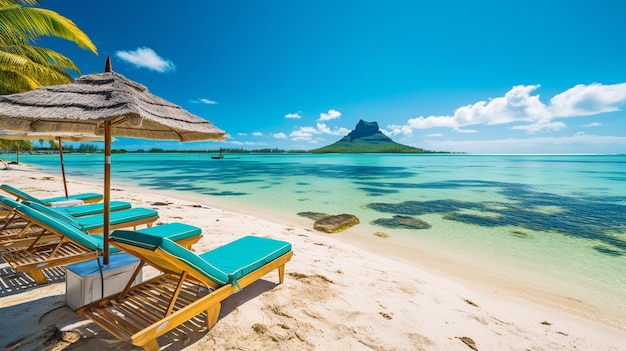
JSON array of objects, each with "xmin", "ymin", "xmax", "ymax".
[{"xmin": 385, "ymin": 83, "xmax": 626, "ymax": 136}]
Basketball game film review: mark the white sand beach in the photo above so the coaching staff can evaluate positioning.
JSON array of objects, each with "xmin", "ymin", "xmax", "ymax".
[{"xmin": 1, "ymin": 164, "xmax": 625, "ymax": 351}]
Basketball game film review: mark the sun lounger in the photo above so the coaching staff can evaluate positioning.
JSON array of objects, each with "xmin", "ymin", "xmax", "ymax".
[
  {"xmin": 1, "ymin": 196, "xmax": 59, "ymax": 248},
  {"xmin": 0, "ymin": 197, "xmax": 158, "ymax": 250},
  {"xmin": 76, "ymin": 230, "xmax": 293, "ymax": 351},
  {"xmin": 0, "ymin": 184, "xmax": 103, "ymax": 205},
  {"xmin": 1, "ymin": 196, "xmax": 136, "ymax": 250},
  {"xmin": 0, "ymin": 203, "xmax": 203, "ymax": 284},
  {"xmin": 23, "ymin": 201, "xmax": 159, "ymax": 234}
]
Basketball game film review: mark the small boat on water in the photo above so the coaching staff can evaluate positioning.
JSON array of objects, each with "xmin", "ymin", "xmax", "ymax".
[
  {"xmin": 211, "ymin": 149, "xmax": 241, "ymax": 160},
  {"xmin": 211, "ymin": 149, "xmax": 224, "ymax": 159}
]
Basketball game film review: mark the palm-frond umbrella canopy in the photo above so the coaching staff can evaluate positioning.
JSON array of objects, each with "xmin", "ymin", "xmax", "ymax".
[
  {"xmin": 0, "ymin": 131, "xmax": 105, "ymax": 199},
  {"xmin": 0, "ymin": 57, "xmax": 229, "ymax": 264}
]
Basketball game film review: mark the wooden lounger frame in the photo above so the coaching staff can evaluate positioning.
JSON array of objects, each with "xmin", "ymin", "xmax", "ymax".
[
  {"xmin": 0, "ymin": 203, "xmax": 160, "ymax": 250},
  {"xmin": 1, "ymin": 238, "xmax": 98, "ymax": 284},
  {"xmin": 0, "ymin": 206, "xmax": 60, "ymax": 250},
  {"xmin": 76, "ymin": 239, "xmax": 293, "ymax": 351},
  {"xmin": 1, "ymin": 212, "xmax": 199, "ymax": 284}
]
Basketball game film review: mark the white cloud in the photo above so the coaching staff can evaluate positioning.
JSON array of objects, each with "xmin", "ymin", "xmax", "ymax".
[
  {"xmin": 422, "ymin": 134, "xmax": 626, "ymax": 154},
  {"xmin": 290, "ymin": 129, "xmax": 314, "ymax": 141},
  {"xmin": 549, "ymin": 83, "xmax": 626, "ymax": 117},
  {"xmin": 512, "ymin": 121, "xmax": 566, "ymax": 133},
  {"xmin": 273, "ymin": 133, "xmax": 287, "ymax": 139},
  {"xmin": 115, "ymin": 47, "xmax": 175, "ymax": 72},
  {"xmin": 387, "ymin": 83, "xmax": 626, "ymax": 136},
  {"xmin": 190, "ymin": 98, "xmax": 218, "ymax": 105},
  {"xmin": 426, "ymin": 133, "xmax": 443, "ymax": 137},
  {"xmin": 285, "ymin": 112, "xmax": 302, "ymax": 119},
  {"xmin": 252, "ymin": 132, "xmax": 263, "ymax": 136},
  {"xmin": 457, "ymin": 128, "xmax": 479, "ymax": 133},
  {"xmin": 316, "ymin": 123, "xmax": 350, "ymax": 136},
  {"xmin": 581, "ymin": 122, "xmax": 602, "ymax": 127},
  {"xmin": 229, "ymin": 140, "xmax": 267, "ymax": 146},
  {"xmin": 289, "ymin": 123, "xmax": 350, "ymax": 142},
  {"xmin": 318, "ymin": 109, "xmax": 342, "ymax": 121}
]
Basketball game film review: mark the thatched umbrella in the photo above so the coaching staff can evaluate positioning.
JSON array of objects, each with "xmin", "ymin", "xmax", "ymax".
[
  {"xmin": 0, "ymin": 131, "xmax": 105, "ymax": 198},
  {"xmin": 0, "ymin": 57, "xmax": 228, "ymax": 263}
]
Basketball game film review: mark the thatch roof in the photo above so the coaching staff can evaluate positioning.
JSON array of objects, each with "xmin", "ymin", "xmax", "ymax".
[
  {"xmin": 0, "ymin": 71, "xmax": 228, "ymax": 142},
  {"xmin": 0, "ymin": 131, "xmax": 103, "ymax": 142}
]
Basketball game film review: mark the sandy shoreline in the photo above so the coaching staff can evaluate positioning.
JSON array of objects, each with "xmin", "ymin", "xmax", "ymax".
[{"xmin": 1, "ymin": 164, "xmax": 625, "ymax": 350}]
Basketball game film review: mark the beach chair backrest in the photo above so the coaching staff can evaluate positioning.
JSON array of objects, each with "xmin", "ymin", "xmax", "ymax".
[
  {"xmin": 23, "ymin": 201, "xmax": 78, "ymax": 225},
  {"xmin": 0, "ymin": 195, "xmax": 23, "ymax": 210},
  {"xmin": 16, "ymin": 205, "xmax": 102, "ymax": 251},
  {"xmin": 111, "ymin": 229, "xmax": 230, "ymax": 285},
  {"xmin": 0, "ymin": 184, "xmax": 44, "ymax": 204}
]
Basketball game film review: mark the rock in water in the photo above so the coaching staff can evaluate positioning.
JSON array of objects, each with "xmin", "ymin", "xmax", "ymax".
[{"xmin": 314, "ymin": 214, "xmax": 360, "ymax": 233}]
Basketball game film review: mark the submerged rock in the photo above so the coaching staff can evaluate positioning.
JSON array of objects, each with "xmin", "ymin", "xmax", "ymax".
[
  {"xmin": 313, "ymin": 214, "xmax": 360, "ymax": 233},
  {"xmin": 372, "ymin": 215, "xmax": 431, "ymax": 230},
  {"xmin": 297, "ymin": 211, "xmax": 330, "ymax": 221}
]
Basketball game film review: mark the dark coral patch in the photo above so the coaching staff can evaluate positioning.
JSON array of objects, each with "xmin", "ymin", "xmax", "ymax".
[{"xmin": 372, "ymin": 215, "xmax": 431, "ymax": 230}]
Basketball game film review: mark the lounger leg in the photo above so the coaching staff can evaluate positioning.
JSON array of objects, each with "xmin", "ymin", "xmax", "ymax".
[
  {"xmin": 140, "ymin": 339, "xmax": 160, "ymax": 351},
  {"xmin": 30, "ymin": 270, "xmax": 48, "ymax": 284},
  {"xmin": 278, "ymin": 265, "xmax": 285, "ymax": 284},
  {"xmin": 207, "ymin": 303, "xmax": 222, "ymax": 329}
]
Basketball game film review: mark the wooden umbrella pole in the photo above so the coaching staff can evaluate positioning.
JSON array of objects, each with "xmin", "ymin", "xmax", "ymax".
[
  {"xmin": 103, "ymin": 121, "xmax": 111, "ymax": 265},
  {"xmin": 58, "ymin": 137, "xmax": 69, "ymax": 199}
]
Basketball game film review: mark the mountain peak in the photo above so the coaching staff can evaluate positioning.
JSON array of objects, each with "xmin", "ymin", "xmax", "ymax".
[
  {"xmin": 346, "ymin": 120, "xmax": 384, "ymax": 140},
  {"xmin": 311, "ymin": 120, "xmax": 429, "ymax": 153},
  {"xmin": 343, "ymin": 120, "xmax": 392, "ymax": 142}
]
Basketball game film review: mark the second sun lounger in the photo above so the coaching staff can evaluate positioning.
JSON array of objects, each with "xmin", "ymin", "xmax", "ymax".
[
  {"xmin": 24, "ymin": 201, "xmax": 159, "ymax": 234},
  {"xmin": 76, "ymin": 230, "xmax": 293, "ymax": 351},
  {"xmin": 0, "ymin": 204, "xmax": 203, "ymax": 284},
  {"xmin": 1, "ymin": 196, "xmax": 139, "ymax": 250}
]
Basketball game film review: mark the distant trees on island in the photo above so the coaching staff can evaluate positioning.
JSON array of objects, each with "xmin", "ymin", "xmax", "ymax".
[{"xmin": 4, "ymin": 144, "xmax": 451, "ymax": 155}]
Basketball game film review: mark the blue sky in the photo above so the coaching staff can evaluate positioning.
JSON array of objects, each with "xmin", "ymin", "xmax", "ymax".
[{"xmin": 39, "ymin": 0, "xmax": 626, "ymax": 153}]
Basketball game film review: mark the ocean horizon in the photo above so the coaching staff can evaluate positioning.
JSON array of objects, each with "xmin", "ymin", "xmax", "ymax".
[{"xmin": 8, "ymin": 152, "xmax": 626, "ymax": 329}]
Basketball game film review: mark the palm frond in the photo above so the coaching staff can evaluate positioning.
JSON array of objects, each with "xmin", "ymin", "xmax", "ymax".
[{"xmin": 0, "ymin": 4, "xmax": 97, "ymax": 54}]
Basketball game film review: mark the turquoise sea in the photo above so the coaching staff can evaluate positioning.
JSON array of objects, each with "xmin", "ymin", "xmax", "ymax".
[{"xmin": 9, "ymin": 153, "xmax": 626, "ymax": 328}]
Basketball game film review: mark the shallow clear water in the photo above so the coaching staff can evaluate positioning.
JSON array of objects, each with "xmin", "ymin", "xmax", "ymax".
[{"xmin": 10, "ymin": 153, "xmax": 626, "ymax": 326}]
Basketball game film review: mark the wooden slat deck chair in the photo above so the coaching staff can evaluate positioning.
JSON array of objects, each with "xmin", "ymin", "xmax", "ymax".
[
  {"xmin": 1, "ymin": 196, "xmax": 58, "ymax": 249},
  {"xmin": 1, "ymin": 195, "xmax": 131, "ymax": 241},
  {"xmin": 76, "ymin": 230, "xmax": 293, "ymax": 351},
  {"xmin": 1, "ymin": 184, "xmax": 103, "ymax": 205},
  {"xmin": 0, "ymin": 197, "xmax": 155, "ymax": 250},
  {"xmin": 1, "ymin": 204, "xmax": 203, "ymax": 284}
]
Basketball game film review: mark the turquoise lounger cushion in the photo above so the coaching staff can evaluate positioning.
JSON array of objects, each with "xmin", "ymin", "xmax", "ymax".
[
  {"xmin": 26, "ymin": 203, "xmax": 158, "ymax": 231},
  {"xmin": 0, "ymin": 184, "xmax": 102, "ymax": 205},
  {"xmin": 110, "ymin": 230, "xmax": 291, "ymax": 287},
  {"xmin": 73, "ymin": 208, "xmax": 158, "ymax": 231},
  {"xmin": 0, "ymin": 196, "xmax": 23, "ymax": 210},
  {"xmin": 135, "ymin": 222, "xmax": 202, "ymax": 242},
  {"xmin": 111, "ymin": 229, "xmax": 229, "ymax": 285},
  {"xmin": 199, "ymin": 236, "xmax": 292, "ymax": 283},
  {"xmin": 21, "ymin": 200, "xmax": 131, "ymax": 218},
  {"xmin": 61, "ymin": 201, "xmax": 132, "ymax": 217},
  {"xmin": 15, "ymin": 205, "xmax": 102, "ymax": 251},
  {"xmin": 23, "ymin": 201, "xmax": 77, "ymax": 223}
]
